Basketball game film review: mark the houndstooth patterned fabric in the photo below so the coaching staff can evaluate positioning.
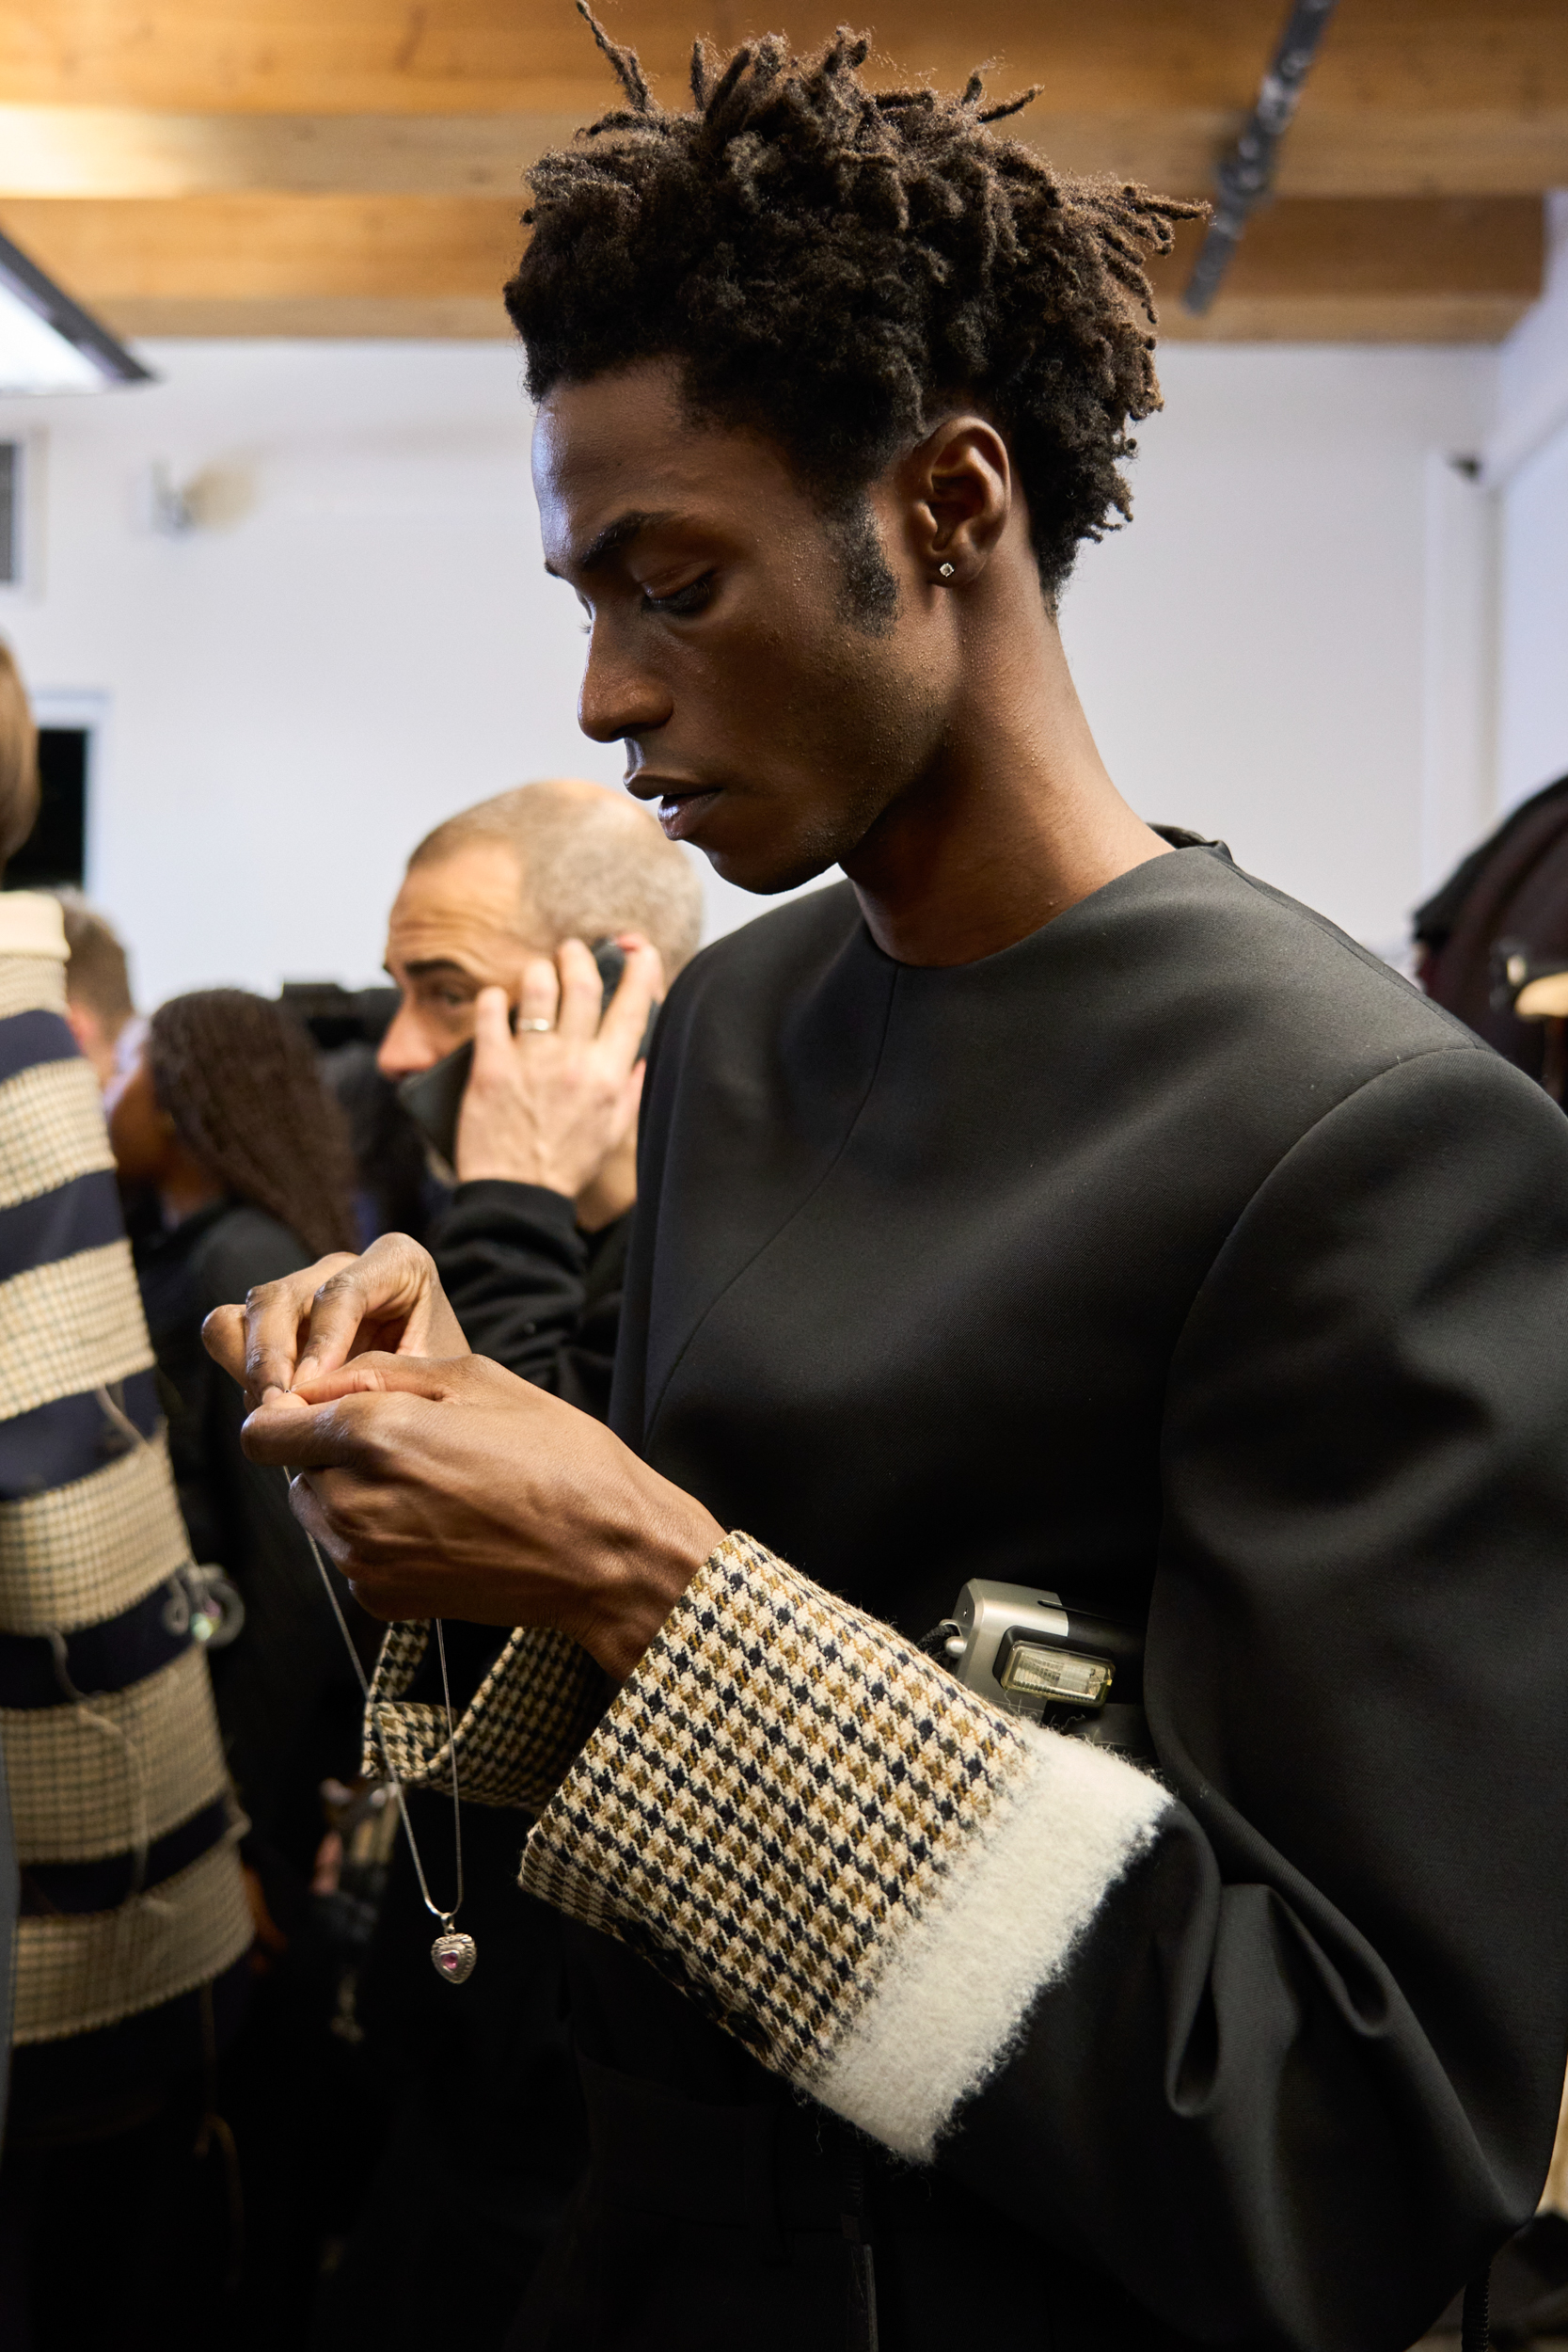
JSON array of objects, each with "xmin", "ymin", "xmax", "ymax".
[
  {"xmin": 3, "ymin": 1641, "xmax": 231, "ymax": 1864},
  {"xmin": 0, "ymin": 1431, "xmax": 191, "ymax": 1636},
  {"xmin": 363, "ymin": 1617, "xmax": 605, "ymax": 1815},
  {"xmin": 13, "ymin": 1836, "xmax": 252, "ymax": 2046},
  {"xmin": 0, "ymin": 956, "xmax": 66, "ymax": 1024},
  {"xmin": 0, "ymin": 1240, "xmax": 153, "ymax": 1422},
  {"xmin": 0, "ymin": 927, "xmax": 251, "ymax": 2058},
  {"xmin": 519, "ymin": 1532, "xmax": 1035, "ymax": 2085},
  {"xmin": 0, "ymin": 1057, "xmax": 114, "ymax": 1212}
]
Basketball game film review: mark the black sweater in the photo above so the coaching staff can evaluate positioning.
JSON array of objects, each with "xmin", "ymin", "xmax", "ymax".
[
  {"xmin": 525, "ymin": 845, "xmax": 1568, "ymax": 2352},
  {"xmin": 430, "ymin": 1180, "xmax": 627, "ymax": 1416}
]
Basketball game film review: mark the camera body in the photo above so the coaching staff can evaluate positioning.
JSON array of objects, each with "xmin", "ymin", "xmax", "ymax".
[{"xmin": 941, "ymin": 1580, "xmax": 1149, "ymax": 1759}]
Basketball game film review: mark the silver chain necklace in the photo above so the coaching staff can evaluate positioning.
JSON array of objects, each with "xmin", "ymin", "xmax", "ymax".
[{"xmin": 290, "ymin": 1474, "xmax": 475, "ymax": 1983}]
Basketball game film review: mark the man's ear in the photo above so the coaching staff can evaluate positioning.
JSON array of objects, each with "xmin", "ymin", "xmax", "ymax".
[
  {"xmin": 64, "ymin": 1002, "xmax": 98, "ymax": 1055},
  {"xmin": 903, "ymin": 415, "xmax": 1012, "ymax": 589}
]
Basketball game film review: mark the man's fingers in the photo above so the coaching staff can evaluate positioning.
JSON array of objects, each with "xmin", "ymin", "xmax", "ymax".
[
  {"xmin": 556, "ymin": 936, "xmax": 605, "ymax": 1041},
  {"xmin": 517, "ymin": 953, "xmax": 561, "ymax": 1032},
  {"xmin": 291, "ymin": 1234, "xmax": 458, "ymax": 1383},
  {"xmin": 201, "ymin": 1302, "xmax": 248, "ymax": 1384},
  {"xmin": 200, "ymin": 1251, "xmax": 357, "ymax": 1401},
  {"xmin": 470, "ymin": 985, "xmax": 513, "ymax": 1081},
  {"xmin": 598, "ymin": 936, "xmax": 664, "ymax": 1065},
  {"xmin": 292, "ymin": 1265, "xmax": 392, "ymax": 1391},
  {"xmin": 293, "ymin": 1351, "xmax": 521, "ymax": 1407},
  {"xmin": 284, "ymin": 1468, "xmax": 341, "ymax": 1557},
  {"xmin": 242, "ymin": 1384, "xmax": 406, "ymax": 1470},
  {"xmin": 291, "ymin": 1353, "xmax": 461, "ymax": 1405}
]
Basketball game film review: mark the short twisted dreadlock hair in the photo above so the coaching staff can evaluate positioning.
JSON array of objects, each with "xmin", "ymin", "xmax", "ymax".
[
  {"xmin": 149, "ymin": 990, "xmax": 359, "ymax": 1263},
  {"xmin": 506, "ymin": 14, "xmax": 1202, "ymax": 601}
]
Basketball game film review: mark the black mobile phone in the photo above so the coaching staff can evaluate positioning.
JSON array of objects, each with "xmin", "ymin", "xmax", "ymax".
[{"xmin": 396, "ymin": 938, "xmax": 651, "ymax": 1168}]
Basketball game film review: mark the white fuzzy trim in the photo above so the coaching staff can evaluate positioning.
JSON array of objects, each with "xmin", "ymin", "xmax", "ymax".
[{"xmin": 808, "ymin": 1724, "xmax": 1169, "ymax": 2161}]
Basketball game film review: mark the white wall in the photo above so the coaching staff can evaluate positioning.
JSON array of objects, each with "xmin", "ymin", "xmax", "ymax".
[
  {"xmin": 0, "ymin": 332, "xmax": 1502, "ymax": 1001},
  {"xmin": 1489, "ymin": 193, "xmax": 1568, "ymax": 817},
  {"xmin": 1062, "ymin": 344, "xmax": 1497, "ymax": 954}
]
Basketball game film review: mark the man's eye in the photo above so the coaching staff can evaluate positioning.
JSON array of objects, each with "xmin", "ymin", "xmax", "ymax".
[{"xmin": 643, "ymin": 573, "xmax": 715, "ymax": 617}]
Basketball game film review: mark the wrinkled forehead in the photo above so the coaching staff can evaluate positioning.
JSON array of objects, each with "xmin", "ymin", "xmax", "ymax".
[
  {"xmin": 531, "ymin": 360, "xmax": 804, "ymax": 572},
  {"xmin": 385, "ymin": 842, "xmax": 531, "ymax": 971}
]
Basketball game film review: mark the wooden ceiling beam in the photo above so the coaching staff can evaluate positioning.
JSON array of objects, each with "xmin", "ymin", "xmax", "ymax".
[
  {"xmin": 0, "ymin": 191, "xmax": 1537, "ymax": 345},
  {"xmin": 1151, "ymin": 197, "xmax": 1543, "ymax": 342},
  {"xmin": 0, "ymin": 2, "xmax": 1562, "ymax": 141},
  {"xmin": 0, "ymin": 195, "xmax": 526, "ymax": 302},
  {"xmin": 0, "ymin": 100, "xmax": 1563, "ymax": 202}
]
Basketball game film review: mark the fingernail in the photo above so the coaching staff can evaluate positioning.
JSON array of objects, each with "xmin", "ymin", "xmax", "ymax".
[{"xmin": 261, "ymin": 1385, "xmax": 285, "ymax": 1407}]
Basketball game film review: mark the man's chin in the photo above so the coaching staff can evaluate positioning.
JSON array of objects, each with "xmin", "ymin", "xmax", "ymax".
[{"xmin": 700, "ymin": 839, "xmax": 844, "ymax": 898}]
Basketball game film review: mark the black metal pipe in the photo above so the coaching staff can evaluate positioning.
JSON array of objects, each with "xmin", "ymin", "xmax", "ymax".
[{"xmin": 1182, "ymin": 0, "xmax": 1341, "ymax": 316}]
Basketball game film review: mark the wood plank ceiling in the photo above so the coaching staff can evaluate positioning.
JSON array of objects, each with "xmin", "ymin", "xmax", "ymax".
[{"xmin": 0, "ymin": 1, "xmax": 1560, "ymax": 343}]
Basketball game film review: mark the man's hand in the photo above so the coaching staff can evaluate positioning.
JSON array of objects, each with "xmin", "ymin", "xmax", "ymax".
[
  {"xmin": 201, "ymin": 1232, "xmax": 469, "ymax": 1410},
  {"xmin": 241, "ymin": 1354, "xmax": 723, "ymax": 1682},
  {"xmin": 455, "ymin": 934, "xmax": 662, "ymax": 1194}
]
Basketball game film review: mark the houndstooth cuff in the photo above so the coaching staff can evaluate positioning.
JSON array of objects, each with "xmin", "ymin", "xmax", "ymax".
[
  {"xmin": 519, "ymin": 1532, "xmax": 1171, "ymax": 2160},
  {"xmin": 363, "ymin": 1618, "xmax": 605, "ymax": 1816}
]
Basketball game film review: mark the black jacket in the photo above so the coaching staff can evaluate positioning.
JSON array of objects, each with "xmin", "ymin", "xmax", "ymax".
[
  {"xmin": 524, "ymin": 845, "xmax": 1568, "ymax": 2352},
  {"xmin": 431, "ymin": 1180, "xmax": 627, "ymax": 1415}
]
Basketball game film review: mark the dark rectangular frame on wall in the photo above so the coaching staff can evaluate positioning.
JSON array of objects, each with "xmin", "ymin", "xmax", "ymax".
[
  {"xmin": 0, "ymin": 432, "xmax": 40, "ymax": 598},
  {"xmin": 6, "ymin": 726, "xmax": 88, "ymax": 891},
  {"xmin": 3, "ymin": 691, "xmax": 110, "ymax": 898},
  {"xmin": 0, "ymin": 443, "xmax": 18, "ymax": 587}
]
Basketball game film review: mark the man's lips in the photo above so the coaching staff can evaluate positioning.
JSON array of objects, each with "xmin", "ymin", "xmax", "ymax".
[{"xmin": 633, "ymin": 778, "xmax": 724, "ymax": 841}]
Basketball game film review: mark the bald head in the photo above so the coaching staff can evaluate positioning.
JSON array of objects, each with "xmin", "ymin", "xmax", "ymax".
[
  {"xmin": 380, "ymin": 777, "xmax": 704, "ymax": 1080},
  {"xmin": 408, "ymin": 779, "xmax": 701, "ymax": 983}
]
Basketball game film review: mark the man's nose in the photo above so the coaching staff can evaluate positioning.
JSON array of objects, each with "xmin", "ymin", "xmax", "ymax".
[
  {"xmin": 578, "ymin": 622, "xmax": 673, "ymax": 747},
  {"xmin": 376, "ymin": 1001, "xmax": 437, "ymax": 1080}
]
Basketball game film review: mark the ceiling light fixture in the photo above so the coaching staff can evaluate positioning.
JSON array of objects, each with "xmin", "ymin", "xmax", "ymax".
[{"xmin": 0, "ymin": 226, "xmax": 153, "ymax": 395}]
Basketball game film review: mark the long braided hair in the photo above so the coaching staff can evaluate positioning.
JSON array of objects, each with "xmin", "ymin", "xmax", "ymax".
[
  {"xmin": 148, "ymin": 989, "xmax": 359, "ymax": 1261},
  {"xmin": 506, "ymin": 14, "xmax": 1205, "ymax": 601}
]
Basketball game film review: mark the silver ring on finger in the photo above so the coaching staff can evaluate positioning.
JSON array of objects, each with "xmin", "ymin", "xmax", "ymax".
[{"xmin": 515, "ymin": 1018, "xmax": 554, "ymax": 1033}]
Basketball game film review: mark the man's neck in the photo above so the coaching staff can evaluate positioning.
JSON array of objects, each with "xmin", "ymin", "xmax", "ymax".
[{"xmin": 843, "ymin": 603, "xmax": 1169, "ymax": 969}]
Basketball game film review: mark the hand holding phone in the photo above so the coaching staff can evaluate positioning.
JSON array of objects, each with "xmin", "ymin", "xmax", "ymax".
[{"xmin": 397, "ymin": 935, "xmax": 662, "ymax": 1197}]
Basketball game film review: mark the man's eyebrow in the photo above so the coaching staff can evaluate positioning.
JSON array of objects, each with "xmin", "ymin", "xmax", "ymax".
[
  {"xmin": 400, "ymin": 957, "xmax": 480, "ymax": 981},
  {"xmin": 545, "ymin": 509, "xmax": 677, "ymax": 579}
]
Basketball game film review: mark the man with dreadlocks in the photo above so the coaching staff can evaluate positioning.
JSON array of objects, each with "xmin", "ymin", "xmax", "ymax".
[{"xmin": 215, "ymin": 22, "xmax": 1568, "ymax": 2351}]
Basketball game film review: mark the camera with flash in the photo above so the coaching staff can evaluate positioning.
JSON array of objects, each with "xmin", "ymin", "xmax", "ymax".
[{"xmin": 935, "ymin": 1581, "xmax": 1148, "ymax": 1757}]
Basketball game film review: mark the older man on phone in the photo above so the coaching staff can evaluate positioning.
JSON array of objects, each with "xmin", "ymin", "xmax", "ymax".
[{"xmin": 378, "ymin": 777, "xmax": 699, "ymax": 1416}]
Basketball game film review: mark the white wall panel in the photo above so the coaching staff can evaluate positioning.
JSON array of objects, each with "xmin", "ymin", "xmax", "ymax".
[{"xmin": 0, "ymin": 334, "xmax": 1499, "ymax": 1001}]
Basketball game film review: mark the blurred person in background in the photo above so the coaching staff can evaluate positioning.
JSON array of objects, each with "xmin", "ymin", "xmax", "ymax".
[
  {"xmin": 55, "ymin": 890, "xmax": 146, "ymax": 1114},
  {"xmin": 308, "ymin": 779, "xmax": 696, "ymax": 2351},
  {"xmin": 109, "ymin": 987, "xmax": 374, "ymax": 2342},
  {"xmin": 1415, "ymin": 771, "xmax": 1568, "ymax": 1101},
  {"xmin": 0, "ymin": 644, "xmax": 253, "ymax": 2348},
  {"xmin": 109, "ymin": 988, "xmax": 368, "ymax": 1914},
  {"xmin": 377, "ymin": 777, "xmax": 700, "ymax": 1413}
]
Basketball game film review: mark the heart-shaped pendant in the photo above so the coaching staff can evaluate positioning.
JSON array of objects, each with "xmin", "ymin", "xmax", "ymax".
[{"xmin": 431, "ymin": 1930, "xmax": 477, "ymax": 1984}]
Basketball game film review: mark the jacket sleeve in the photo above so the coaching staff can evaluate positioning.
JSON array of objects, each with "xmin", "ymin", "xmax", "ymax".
[
  {"xmin": 509, "ymin": 1046, "xmax": 1568, "ymax": 2352},
  {"xmin": 431, "ymin": 1179, "xmax": 620, "ymax": 1418}
]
